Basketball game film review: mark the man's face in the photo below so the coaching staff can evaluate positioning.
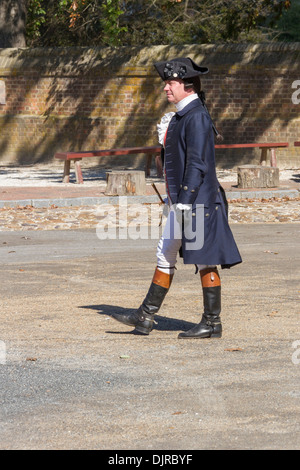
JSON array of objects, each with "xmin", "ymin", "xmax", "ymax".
[{"xmin": 163, "ymin": 78, "xmax": 191, "ymax": 104}]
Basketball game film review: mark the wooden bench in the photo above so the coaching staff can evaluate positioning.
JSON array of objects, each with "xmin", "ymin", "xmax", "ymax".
[
  {"xmin": 214, "ymin": 142, "xmax": 289, "ymax": 167},
  {"xmin": 55, "ymin": 145, "xmax": 162, "ymax": 183},
  {"xmin": 55, "ymin": 142, "xmax": 288, "ymax": 183}
]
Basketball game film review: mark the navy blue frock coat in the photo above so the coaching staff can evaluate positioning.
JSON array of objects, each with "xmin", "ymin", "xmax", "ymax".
[{"xmin": 163, "ymin": 98, "xmax": 242, "ymax": 269}]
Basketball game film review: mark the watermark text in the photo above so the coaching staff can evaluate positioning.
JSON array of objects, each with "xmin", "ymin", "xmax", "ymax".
[
  {"xmin": 292, "ymin": 80, "xmax": 300, "ymax": 104},
  {"xmin": 0, "ymin": 341, "xmax": 6, "ymax": 365},
  {"xmin": 95, "ymin": 198, "xmax": 205, "ymax": 250},
  {"xmin": 292, "ymin": 340, "xmax": 300, "ymax": 365}
]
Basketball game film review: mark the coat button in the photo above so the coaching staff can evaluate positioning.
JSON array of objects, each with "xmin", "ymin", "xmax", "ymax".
[
  {"xmin": 183, "ymin": 186, "xmax": 188, "ymax": 190},
  {"xmin": 215, "ymin": 206, "xmax": 218, "ymax": 210},
  {"xmin": 205, "ymin": 213, "xmax": 210, "ymax": 217}
]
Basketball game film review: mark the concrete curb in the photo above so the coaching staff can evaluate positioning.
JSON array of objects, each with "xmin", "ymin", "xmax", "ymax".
[
  {"xmin": 0, "ymin": 194, "xmax": 161, "ymax": 208},
  {"xmin": 0, "ymin": 189, "xmax": 298, "ymax": 208},
  {"xmin": 225, "ymin": 188, "xmax": 299, "ymax": 200}
]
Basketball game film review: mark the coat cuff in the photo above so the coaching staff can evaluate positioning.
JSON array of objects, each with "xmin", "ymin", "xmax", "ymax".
[{"xmin": 178, "ymin": 181, "xmax": 202, "ymax": 205}]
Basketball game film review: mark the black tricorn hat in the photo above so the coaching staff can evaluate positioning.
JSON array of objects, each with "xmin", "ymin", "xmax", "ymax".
[{"xmin": 154, "ymin": 57, "xmax": 209, "ymax": 80}]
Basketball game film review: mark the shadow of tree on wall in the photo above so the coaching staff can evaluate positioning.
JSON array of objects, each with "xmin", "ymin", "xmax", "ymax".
[
  {"xmin": 0, "ymin": 47, "xmax": 137, "ymax": 165},
  {"xmin": 205, "ymin": 44, "xmax": 300, "ymax": 166},
  {"xmin": 0, "ymin": 44, "xmax": 299, "ymax": 168}
]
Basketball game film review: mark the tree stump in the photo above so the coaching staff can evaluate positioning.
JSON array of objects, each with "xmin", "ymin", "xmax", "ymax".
[
  {"xmin": 105, "ymin": 170, "xmax": 146, "ymax": 196},
  {"xmin": 237, "ymin": 165, "xmax": 279, "ymax": 188}
]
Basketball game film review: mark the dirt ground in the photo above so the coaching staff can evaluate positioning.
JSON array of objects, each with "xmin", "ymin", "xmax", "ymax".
[{"xmin": 0, "ymin": 224, "xmax": 299, "ymax": 450}]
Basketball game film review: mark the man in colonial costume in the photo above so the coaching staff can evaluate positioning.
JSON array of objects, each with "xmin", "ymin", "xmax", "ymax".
[{"xmin": 113, "ymin": 57, "xmax": 242, "ymax": 338}]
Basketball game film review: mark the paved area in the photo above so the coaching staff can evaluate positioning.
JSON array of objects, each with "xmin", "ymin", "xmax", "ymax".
[
  {"xmin": 0, "ymin": 163, "xmax": 299, "ymax": 450},
  {"xmin": 0, "ymin": 225, "xmax": 299, "ymax": 450}
]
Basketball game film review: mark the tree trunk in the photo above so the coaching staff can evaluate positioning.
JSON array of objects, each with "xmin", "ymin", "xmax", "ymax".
[{"xmin": 0, "ymin": 0, "xmax": 27, "ymax": 47}]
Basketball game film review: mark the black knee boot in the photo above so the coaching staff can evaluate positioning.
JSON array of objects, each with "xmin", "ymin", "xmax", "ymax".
[
  {"xmin": 178, "ymin": 268, "xmax": 222, "ymax": 339},
  {"xmin": 112, "ymin": 268, "xmax": 173, "ymax": 335}
]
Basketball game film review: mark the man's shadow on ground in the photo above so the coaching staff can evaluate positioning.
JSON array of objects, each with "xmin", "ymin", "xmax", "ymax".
[{"xmin": 80, "ymin": 304, "xmax": 195, "ymax": 334}]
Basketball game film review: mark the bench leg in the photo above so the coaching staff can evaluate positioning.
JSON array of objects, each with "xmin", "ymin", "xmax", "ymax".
[
  {"xmin": 63, "ymin": 160, "xmax": 71, "ymax": 183},
  {"xmin": 74, "ymin": 160, "xmax": 84, "ymax": 184},
  {"xmin": 270, "ymin": 149, "xmax": 277, "ymax": 167},
  {"xmin": 145, "ymin": 155, "xmax": 152, "ymax": 176},
  {"xmin": 260, "ymin": 148, "xmax": 277, "ymax": 167},
  {"xmin": 155, "ymin": 154, "xmax": 163, "ymax": 178},
  {"xmin": 146, "ymin": 154, "xmax": 163, "ymax": 177},
  {"xmin": 260, "ymin": 148, "xmax": 267, "ymax": 166}
]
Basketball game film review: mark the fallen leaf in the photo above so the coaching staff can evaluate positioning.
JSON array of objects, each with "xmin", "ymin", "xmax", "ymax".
[
  {"xmin": 267, "ymin": 311, "xmax": 278, "ymax": 317},
  {"xmin": 26, "ymin": 357, "xmax": 37, "ymax": 362},
  {"xmin": 119, "ymin": 355, "xmax": 130, "ymax": 359},
  {"xmin": 224, "ymin": 347, "xmax": 244, "ymax": 352}
]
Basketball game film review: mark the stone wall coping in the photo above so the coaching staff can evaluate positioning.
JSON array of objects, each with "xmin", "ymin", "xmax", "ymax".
[{"xmin": 0, "ymin": 43, "xmax": 299, "ymax": 76}]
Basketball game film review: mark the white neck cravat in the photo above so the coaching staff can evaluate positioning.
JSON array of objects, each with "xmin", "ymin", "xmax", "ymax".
[{"xmin": 175, "ymin": 93, "xmax": 198, "ymax": 112}]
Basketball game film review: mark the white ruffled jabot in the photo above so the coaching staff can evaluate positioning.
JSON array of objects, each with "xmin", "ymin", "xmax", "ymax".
[{"xmin": 157, "ymin": 112, "xmax": 175, "ymax": 146}]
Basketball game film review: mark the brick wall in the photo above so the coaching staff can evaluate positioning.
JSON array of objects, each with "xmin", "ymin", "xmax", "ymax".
[{"xmin": 0, "ymin": 44, "xmax": 299, "ymax": 168}]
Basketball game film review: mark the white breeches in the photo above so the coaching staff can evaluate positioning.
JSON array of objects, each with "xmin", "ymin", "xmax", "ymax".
[{"xmin": 156, "ymin": 205, "xmax": 216, "ymax": 274}]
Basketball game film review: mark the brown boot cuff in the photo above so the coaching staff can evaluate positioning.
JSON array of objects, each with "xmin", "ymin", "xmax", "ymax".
[
  {"xmin": 152, "ymin": 268, "xmax": 173, "ymax": 289},
  {"xmin": 200, "ymin": 268, "xmax": 221, "ymax": 287}
]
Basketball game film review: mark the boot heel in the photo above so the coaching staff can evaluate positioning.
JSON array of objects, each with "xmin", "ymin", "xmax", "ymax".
[
  {"xmin": 210, "ymin": 323, "xmax": 222, "ymax": 338},
  {"xmin": 210, "ymin": 332, "xmax": 222, "ymax": 338},
  {"xmin": 135, "ymin": 324, "xmax": 152, "ymax": 335}
]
